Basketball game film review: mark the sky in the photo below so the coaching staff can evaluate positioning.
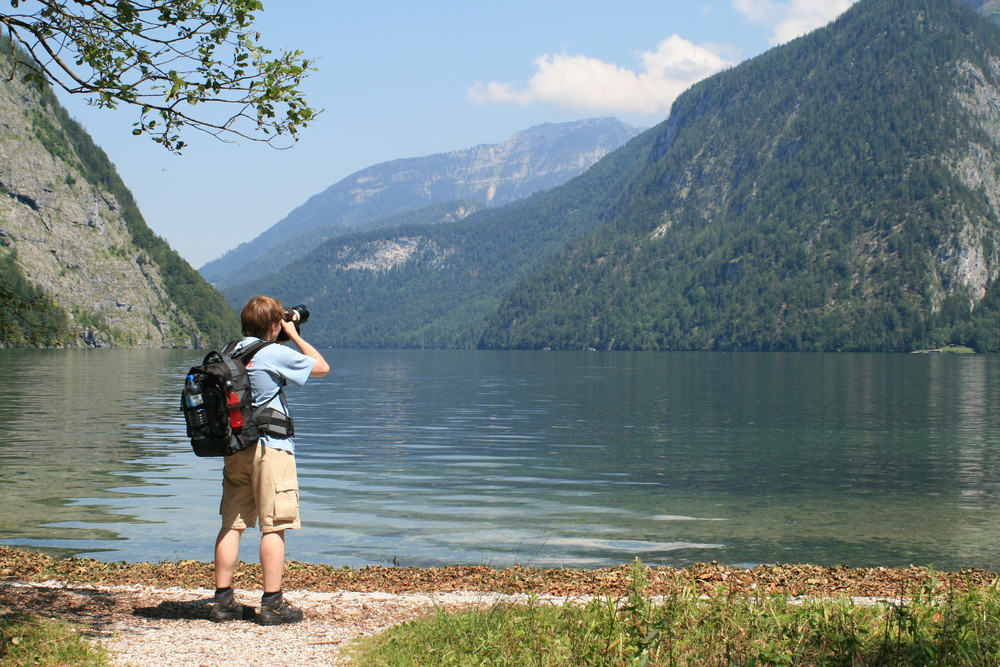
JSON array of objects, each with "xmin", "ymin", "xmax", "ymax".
[{"xmin": 53, "ymin": 0, "xmax": 858, "ymax": 269}]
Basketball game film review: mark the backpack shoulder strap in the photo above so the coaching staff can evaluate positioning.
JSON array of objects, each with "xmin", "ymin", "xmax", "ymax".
[{"xmin": 224, "ymin": 339, "xmax": 275, "ymax": 363}]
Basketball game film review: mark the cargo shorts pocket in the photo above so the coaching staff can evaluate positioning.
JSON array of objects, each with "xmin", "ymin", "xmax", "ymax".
[{"xmin": 273, "ymin": 479, "xmax": 299, "ymax": 523}]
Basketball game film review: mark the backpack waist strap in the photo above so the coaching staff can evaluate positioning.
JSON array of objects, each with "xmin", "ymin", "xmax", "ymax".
[{"xmin": 254, "ymin": 406, "xmax": 295, "ymax": 439}]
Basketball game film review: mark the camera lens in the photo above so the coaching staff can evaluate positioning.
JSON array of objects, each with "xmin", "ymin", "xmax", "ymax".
[
  {"xmin": 277, "ymin": 304, "xmax": 309, "ymax": 341},
  {"xmin": 283, "ymin": 305, "xmax": 309, "ymax": 322}
]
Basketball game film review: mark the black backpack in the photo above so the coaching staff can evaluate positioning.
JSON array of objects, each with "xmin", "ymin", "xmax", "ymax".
[{"xmin": 180, "ymin": 340, "xmax": 294, "ymax": 457}]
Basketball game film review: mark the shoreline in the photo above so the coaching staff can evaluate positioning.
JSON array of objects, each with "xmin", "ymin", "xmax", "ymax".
[{"xmin": 2, "ymin": 545, "xmax": 996, "ymax": 598}]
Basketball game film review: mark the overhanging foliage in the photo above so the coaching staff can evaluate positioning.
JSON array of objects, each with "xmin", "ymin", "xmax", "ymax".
[{"xmin": 0, "ymin": 0, "xmax": 319, "ymax": 151}]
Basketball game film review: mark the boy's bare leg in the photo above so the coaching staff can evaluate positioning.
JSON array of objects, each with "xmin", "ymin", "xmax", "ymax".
[
  {"xmin": 260, "ymin": 530, "xmax": 286, "ymax": 592},
  {"xmin": 214, "ymin": 527, "xmax": 244, "ymax": 588}
]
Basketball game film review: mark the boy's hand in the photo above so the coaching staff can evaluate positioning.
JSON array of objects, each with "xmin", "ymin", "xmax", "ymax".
[{"xmin": 279, "ymin": 319, "xmax": 299, "ymax": 338}]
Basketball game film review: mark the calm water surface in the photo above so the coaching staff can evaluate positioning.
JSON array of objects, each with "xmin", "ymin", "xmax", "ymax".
[{"xmin": 2, "ymin": 349, "xmax": 999, "ymax": 571}]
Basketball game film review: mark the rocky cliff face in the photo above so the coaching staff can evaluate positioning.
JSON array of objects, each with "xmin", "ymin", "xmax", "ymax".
[
  {"xmin": 0, "ymin": 61, "xmax": 199, "ymax": 347},
  {"xmin": 949, "ymin": 55, "xmax": 1000, "ymax": 306}
]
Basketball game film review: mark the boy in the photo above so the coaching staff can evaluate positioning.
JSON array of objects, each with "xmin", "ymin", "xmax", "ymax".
[{"xmin": 210, "ymin": 295, "xmax": 330, "ymax": 625}]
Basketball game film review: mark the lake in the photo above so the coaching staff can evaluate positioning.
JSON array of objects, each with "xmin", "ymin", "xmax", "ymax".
[{"xmin": 1, "ymin": 349, "xmax": 998, "ymax": 572}]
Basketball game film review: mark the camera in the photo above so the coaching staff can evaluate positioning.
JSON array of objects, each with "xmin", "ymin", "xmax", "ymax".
[{"xmin": 277, "ymin": 304, "xmax": 310, "ymax": 342}]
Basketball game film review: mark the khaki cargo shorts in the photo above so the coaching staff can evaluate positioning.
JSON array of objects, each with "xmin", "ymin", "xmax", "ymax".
[{"xmin": 220, "ymin": 443, "xmax": 300, "ymax": 533}]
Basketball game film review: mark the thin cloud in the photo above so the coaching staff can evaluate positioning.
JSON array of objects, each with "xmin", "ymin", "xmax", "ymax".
[
  {"xmin": 732, "ymin": 0, "xmax": 858, "ymax": 45},
  {"xmin": 468, "ymin": 35, "xmax": 735, "ymax": 116}
]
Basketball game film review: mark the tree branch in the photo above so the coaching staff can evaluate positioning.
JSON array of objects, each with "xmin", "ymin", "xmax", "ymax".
[{"xmin": 0, "ymin": 1, "xmax": 319, "ymax": 152}]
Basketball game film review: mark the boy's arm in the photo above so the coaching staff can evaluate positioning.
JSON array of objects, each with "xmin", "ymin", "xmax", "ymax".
[{"xmin": 279, "ymin": 319, "xmax": 330, "ymax": 377}]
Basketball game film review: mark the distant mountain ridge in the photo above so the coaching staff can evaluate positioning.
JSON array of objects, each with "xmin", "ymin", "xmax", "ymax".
[
  {"xmin": 200, "ymin": 118, "xmax": 642, "ymax": 288},
  {"xmin": 221, "ymin": 131, "xmax": 658, "ymax": 348}
]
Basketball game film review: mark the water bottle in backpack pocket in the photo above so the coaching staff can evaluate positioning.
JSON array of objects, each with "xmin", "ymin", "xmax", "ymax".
[{"xmin": 182, "ymin": 374, "xmax": 209, "ymax": 436}]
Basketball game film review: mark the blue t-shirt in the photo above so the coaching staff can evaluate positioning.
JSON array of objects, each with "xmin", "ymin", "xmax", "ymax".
[{"xmin": 234, "ymin": 336, "xmax": 315, "ymax": 454}]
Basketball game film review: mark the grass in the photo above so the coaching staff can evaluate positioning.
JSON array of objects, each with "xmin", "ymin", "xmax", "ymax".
[
  {"xmin": 0, "ymin": 610, "xmax": 110, "ymax": 666},
  {"xmin": 911, "ymin": 345, "xmax": 976, "ymax": 354},
  {"xmin": 349, "ymin": 561, "xmax": 1000, "ymax": 666}
]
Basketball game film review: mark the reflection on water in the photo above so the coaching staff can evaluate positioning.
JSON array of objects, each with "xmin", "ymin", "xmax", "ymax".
[
  {"xmin": 2, "ymin": 350, "xmax": 1000, "ymax": 570},
  {"xmin": 0, "ymin": 350, "xmax": 193, "ymax": 555}
]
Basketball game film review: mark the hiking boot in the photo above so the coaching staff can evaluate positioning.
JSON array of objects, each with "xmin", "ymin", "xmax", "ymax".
[
  {"xmin": 257, "ymin": 596, "xmax": 304, "ymax": 626},
  {"xmin": 210, "ymin": 593, "xmax": 254, "ymax": 622}
]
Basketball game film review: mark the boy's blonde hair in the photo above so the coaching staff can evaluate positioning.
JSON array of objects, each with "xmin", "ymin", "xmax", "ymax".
[{"xmin": 241, "ymin": 295, "xmax": 284, "ymax": 338}]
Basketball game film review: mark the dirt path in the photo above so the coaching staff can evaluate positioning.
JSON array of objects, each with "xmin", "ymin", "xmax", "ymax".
[{"xmin": 2, "ymin": 580, "xmax": 552, "ymax": 665}]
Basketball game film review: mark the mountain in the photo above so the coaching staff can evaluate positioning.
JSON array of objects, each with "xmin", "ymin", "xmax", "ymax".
[
  {"xmin": 226, "ymin": 0, "xmax": 1000, "ymax": 352},
  {"xmin": 0, "ymin": 35, "xmax": 237, "ymax": 348},
  {"xmin": 200, "ymin": 118, "xmax": 643, "ymax": 288},
  {"xmin": 478, "ymin": 0, "xmax": 1000, "ymax": 352},
  {"xmin": 221, "ymin": 132, "xmax": 658, "ymax": 348}
]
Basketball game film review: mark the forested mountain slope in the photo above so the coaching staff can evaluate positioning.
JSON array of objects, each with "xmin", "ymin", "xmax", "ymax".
[
  {"xmin": 0, "ymin": 35, "xmax": 236, "ymax": 347},
  {"xmin": 480, "ymin": 0, "xmax": 1000, "ymax": 352},
  {"xmin": 202, "ymin": 118, "xmax": 641, "ymax": 288}
]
